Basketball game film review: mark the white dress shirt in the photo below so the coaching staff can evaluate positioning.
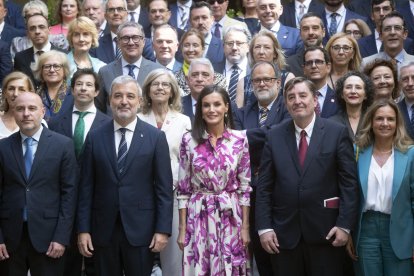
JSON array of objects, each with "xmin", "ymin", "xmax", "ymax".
[
  {"xmin": 71, "ymin": 105, "xmax": 97, "ymax": 141},
  {"xmin": 325, "ymin": 4, "xmax": 346, "ymax": 35},
  {"xmin": 375, "ymin": 29, "xmax": 382, "ymax": 53},
  {"xmin": 113, "ymin": 117, "xmax": 137, "ymax": 155},
  {"xmin": 224, "ymin": 57, "xmax": 248, "ymax": 87},
  {"xmin": 121, "ymin": 56, "xmax": 142, "ymax": 79},
  {"xmin": 317, "ymin": 83, "xmax": 328, "ymax": 112},
  {"xmin": 21, "ymin": 126, "xmax": 44, "ymax": 157},
  {"xmin": 295, "ymin": 0, "xmax": 312, "ymax": 27}
]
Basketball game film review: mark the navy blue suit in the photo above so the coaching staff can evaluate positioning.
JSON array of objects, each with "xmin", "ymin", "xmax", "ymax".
[
  {"xmin": 0, "ymin": 39, "xmax": 12, "ymax": 84},
  {"xmin": 138, "ymin": 7, "xmax": 151, "ymax": 32},
  {"xmin": 397, "ymin": 3, "xmax": 414, "ymax": 40},
  {"xmin": 206, "ymin": 36, "xmax": 225, "ymax": 67},
  {"xmin": 168, "ymin": 3, "xmax": 190, "ymax": 31},
  {"xmin": 347, "ymin": 0, "xmax": 375, "ymax": 31},
  {"xmin": 279, "ymin": 0, "xmax": 324, "ymax": 29},
  {"xmin": 320, "ymin": 86, "xmax": 338, "ymax": 118},
  {"xmin": 322, "ymin": 9, "xmax": 366, "ymax": 43},
  {"xmin": 181, "ymin": 94, "xmax": 194, "ymax": 122},
  {"xmin": 0, "ymin": 23, "xmax": 25, "ymax": 45},
  {"xmin": 77, "ymin": 118, "xmax": 173, "ymax": 274},
  {"xmin": 89, "ymin": 33, "xmax": 116, "ymax": 64},
  {"xmin": 5, "ymin": 0, "xmax": 25, "ymax": 31},
  {"xmin": 357, "ymin": 34, "xmax": 414, "ymax": 58},
  {"xmin": 398, "ymin": 100, "xmax": 414, "ymax": 140}
]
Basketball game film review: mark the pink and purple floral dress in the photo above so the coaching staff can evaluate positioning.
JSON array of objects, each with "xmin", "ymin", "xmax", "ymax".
[{"xmin": 177, "ymin": 129, "xmax": 252, "ymax": 276}]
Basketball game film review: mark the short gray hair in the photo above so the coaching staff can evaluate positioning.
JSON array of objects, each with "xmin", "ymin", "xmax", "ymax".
[
  {"xmin": 399, "ymin": 61, "xmax": 414, "ymax": 80},
  {"xmin": 106, "ymin": 0, "xmax": 126, "ymax": 11},
  {"xmin": 110, "ymin": 76, "xmax": 142, "ymax": 97},
  {"xmin": 188, "ymin": 58, "xmax": 214, "ymax": 76},
  {"xmin": 223, "ymin": 25, "xmax": 251, "ymax": 42},
  {"xmin": 22, "ymin": 0, "xmax": 48, "ymax": 19},
  {"xmin": 117, "ymin": 21, "xmax": 144, "ymax": 37}
]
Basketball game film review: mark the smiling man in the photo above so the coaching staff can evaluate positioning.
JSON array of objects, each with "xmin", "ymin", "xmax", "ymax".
[
  {"xmin": 303, "ymin": 46, "xmax": 338, "ymax": 118},
  {"xmin": 256, "ymin": 76, "xmax": 359, "ymax": 276},
  {"xmin": 96, "ymin": 21, "xmax": 162, "ymax": 114},
  {"xmin": 153, "ymin": 24, "xmax": 182, "ymax": 73},
  {"xmin": 397, "ymin": 62, "xmax": 414, "ymax": 139},
  {"xmin": 77, "ymin": 75, "xmax": 173, "ymax": 276}
]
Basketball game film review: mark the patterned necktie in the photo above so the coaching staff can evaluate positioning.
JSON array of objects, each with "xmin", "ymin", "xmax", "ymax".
[
  {"xmin": 410, "ymin": 105, "xmax": 414, "ymax": 127},
  {"xmin": 73, "ymin": 111, "xmax": 89, "ymax": 158},
  {"xmin": 37, "ymin": 50, "xmax": 44, "ymax": 56},
  {"xmin": 228, "ymin": 64, "xmax": 239, "ymax": 102},
  {"xmin": 179, "ymin": 6, "xmax": 187, "ymax": 30},
  {"xmin": 24, "ymin": 137, "xmax": 34, "ymax": 178},
  {"xmin": 114, "ymin": 37, "xmax": 122, "ymax": 60},
  {"xmin": 213, "ymin": 22, "xmax": 221, "ymax": 38},
  {"xmin": 259, "ymin": 107, "xmax": 269, "ymax": 127},
  {"xmin": 314, "ymin": 91, "xmax": 321, "ymax": 116},
  {"xmin": 126, "ymin": 64, "xmax": 136, "ymax": 79},
  {"xmin": 117, "ymin": 128, "xmax": 128, "ymax": 175},
  {"xmin": 329, "ymin": 13, "xmax": 338, "ymax": 37},
  {"xmin": 298, "ymin": 130, "xmax": 308, "ymax": 167},
  {"xmin": 129, "ymin": 11, "xmax": 136, "ymax": 22},
  {"xmin": 298, "ymin": 4, "xmax": 305, "ymax": 26}
]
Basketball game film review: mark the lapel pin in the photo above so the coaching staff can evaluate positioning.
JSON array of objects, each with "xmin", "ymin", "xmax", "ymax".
[
  {"xmin": 140, "ymin": 134, "xmax": 143, "ymax": 137},
  {"xmin": 283, "ymin": 35, "xmax": 287, "ymax": 39},
  {"xmin": 331, "ymin": 99, "xmax": 335, "ymax": 103}
]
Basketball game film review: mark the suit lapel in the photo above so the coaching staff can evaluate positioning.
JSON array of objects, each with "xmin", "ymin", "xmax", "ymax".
[
  {"xmin": 245, "ymin": 104, "xmax": 260, "ymax": 129},
  {"xmin": 358, "ymin": 146, "xmax": 372, "ymax": 201},
  {"xmin": 121, "ymin": 119, "xmax": 145, "ymax": 177},
  {"xmin": 392, "ymin": 150, "xmax": 408, "ymax": 201},
  {"xmin": 11, "ymin": 133, "xmax": 27, "ymax": 184},
  {"xmin": 28, "ymin": 129, "xmax": 51, "ymax": 183},
  {"xmin": 302, "ymin": 117, "xmax": 324, "ymax": 174},
  {"xmin": 161, "ymin": 111, "xmax": 177, "ymax": 133},
  {"xmin": 60, "ymin": 110, "xmax": 73, "ymax": 137},
  {"xmin": 90, "ymin": 111, "xmax": 109, "ymax": 131},
  {"xmin": 321, "ymin": 86, "xmax": 336, "ymax": 117},
  {"xmin": 285, "ymin": 122, "xmax": 301, "ymax": 175},
  {"xmin": 102, "ymin": 122, "xmax": 118, "ymax": 177}
]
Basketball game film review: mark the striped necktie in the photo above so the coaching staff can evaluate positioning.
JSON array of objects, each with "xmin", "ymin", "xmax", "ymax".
[
  {"xmin": 179, "ymin": 6, "xmax": 187, "ymax": 30},
  {"xmin": 114, "ymin": 37, "xmax": 122, "ymax": 60},
  {"xmin": 410, "ymin": 105, "xmax": 414, "ymax": 127},
  {"xmin": 259, "ymin": 107, "xmax": 268, "ymax": 127},
  {"xmin": 228, "ymin": 64, "xmax": 239, "ymax": 103},
  {"xmin": 126, "ymin": 64, "xmax": 136, "ymax": 79},
  {"xmin": 117, "ymin": 128, "xmax": 128, "ymax": 175}
]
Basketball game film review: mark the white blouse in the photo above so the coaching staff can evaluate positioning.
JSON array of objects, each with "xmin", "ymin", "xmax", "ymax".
[{"xmin": 364, "ymin": 150, "xmax": 394, "ymax": 214}]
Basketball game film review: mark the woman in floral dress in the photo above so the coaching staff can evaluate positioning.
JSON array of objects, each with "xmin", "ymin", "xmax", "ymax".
[{"xmin": 177, "ymin": 85, "xmax": 252, "ymax": 275}]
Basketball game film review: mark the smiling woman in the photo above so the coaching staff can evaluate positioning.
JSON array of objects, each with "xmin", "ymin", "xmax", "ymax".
[{"xmin": 50, "ymin": 0, "xmax": 81, "ymax": 36}]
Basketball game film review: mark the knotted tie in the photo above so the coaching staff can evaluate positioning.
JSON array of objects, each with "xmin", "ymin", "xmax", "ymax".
[
  {"xmin": 213, "ymin": 22, "xmax": 221, "ymax": 38},
  {"xmin": 126, "ymin": 64, "xmax": 136, "ymax": 79},
  {"xmin": 129, "ymin": 11, "xmax": 136, "ymax": 22},
  {"xmin": 228, "ymin": 64, "xmax": 239, "ymax": 102},
  {"xmin": 23, "ymin": 137, "xmax": 34, "ymax": 221},
  {"xmin": 73, "ymin": 111, "xmax": 89, "ymax": 158},
  {"xmin": 314, "ymin": 91, "xmax": 322, "ymax": 115},
  {"xmin": 179, "ymin": 6, "xmax": 187, "ymax": 30},
  {"xmin": 117, "ymin": 128, "xmax": 128, "ymax": 175},
  {"xmin": 329, "ymin": 13, "xmax": 338, "ymax": 37},
  {"xmin": 298, "ymin": 130, "xmax": 308, "ymax": 168},
  {"xmin": 114, "ymin": 37, "xmax": 122, "ymax": 60},
  {"xmin": 298, "ymin": 4, "xmax": 305, "ymax": 25},
  {"xmin": 259, "ymin": 107, "xmax": 269, "ymax": 127},
  {"xmin": 410, "ymin": 105, "xmax": 414, "ymax": 128}
]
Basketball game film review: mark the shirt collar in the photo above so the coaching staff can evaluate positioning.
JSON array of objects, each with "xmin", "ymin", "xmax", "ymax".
[
  {"xmin": 258, "ymin": 97, "xmax": 277, "ymax": 110},
  {"xmin": 113, "ymin": 116, "xmax": 137, "ymax": 133},
  {"xmin": 295, "ymin": 0, "xmax": 311, "ymax": 9},
  {"xmin": 73, "ymin": 105, "xmax": 97, "ymax": 114},
  {"xmin": 130, "ymin": 6, "xmax": 141, "ymax": 14},
  {"xmin": 261, "ymin": 20, "xmax": 280, "ymax": 33},
  {"xmin": 294, "ymin": 112, "xmax": 316, "ymax": 138},
  {"xmin": 157, "ymin": 58, "xmax": 176, "ymax": 70},
  {"xmin": 318, "ymin": 83, "xmax": 328, "ymax": 98},
  {"xmin": 325, "ymin": 4, "xmax": 345, "ymax": 16},
  {"xmin": 121, "ymin": 56, "xmax": 142, "ymax": 68},
  {"xmin": 20, "ymin": 125, "xmax": 43, "ymax": 143},
  {"xmin": 375, "ymin": 29, "xmax": 380, "ymax": 40},
  {"xmin": 385, "ymin": 50, "xmax": 405, "ymax": 63},
  {"xmin": 202, "ymin": 128, "xmax": 231, "ymax": 141},
  {"xmin": 177, "ymin": 0, "xmax": 192, "ymax": 9},
  {"xmin": 34, "ymin": 42, "xmax": 51, "ymax": 53},
  {"xmin": 216, "ymin": 15, "xmax": 227, "ymax": 26},
  {"xmin": 225, "ymin": 57, "xmax": 248, "ymax": 71},
  {"xmin": 204, "ymin": 32, "xmax": 212, "ymax": 45}
]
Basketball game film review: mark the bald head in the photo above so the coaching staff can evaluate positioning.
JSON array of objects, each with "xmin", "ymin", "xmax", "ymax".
[{"xmin": 14, "ymin": 92, "xmax": 45, "ymax": 137}]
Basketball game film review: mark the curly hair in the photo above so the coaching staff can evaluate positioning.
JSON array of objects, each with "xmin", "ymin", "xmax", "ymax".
[{"xmin": 363, "ymin": 58, "xmax": 400, "ymax": 100}]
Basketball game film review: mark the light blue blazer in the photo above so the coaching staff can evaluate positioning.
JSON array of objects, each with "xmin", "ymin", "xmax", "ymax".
[
  {"xmin": 67, "ymin": 51, "xmax": 106, "ymax": 84},
  {"xmin": 355, "ymin": 145, "xmax": 414, "ymax": 259}
]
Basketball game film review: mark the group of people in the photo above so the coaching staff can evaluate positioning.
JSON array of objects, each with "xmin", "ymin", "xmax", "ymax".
[{"xmin": 0, "ymin": 0, "xmax": 412, "ymax": 276}]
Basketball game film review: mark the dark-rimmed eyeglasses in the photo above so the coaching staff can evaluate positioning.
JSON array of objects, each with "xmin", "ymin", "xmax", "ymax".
[
  {"xmin": 107, "ymin": 7, "xmax": 126, "ymax": 13},
  {"xmin": 42, "ymin": 64, "xmax": 63, "ymax": 71},
  {"xmin": 224, "ymin": 41, "xmax": 247, "ymax": 47},
  {"xmin": 251, "ymin": 77, "xmax": 277, "ymax": 85},
  {"xmin": 303, "ymin": 59, "xmax": 325, "ymax": 68},
  {"xmin": 331, "ymin": 45, "xmax": 353, "ymax": 53},
  {"xmin": 119, "ymin": 35, "xmax": 144, "ymax": 44}
]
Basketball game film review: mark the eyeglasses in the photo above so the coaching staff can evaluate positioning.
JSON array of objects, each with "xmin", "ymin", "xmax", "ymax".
[
  {"xmin": 382, "ymin": 25, "xmax": 405, "ymax": 33},
  {"xmin": 207, "ymin": 0, "xmax": 226, "ymax": 4},
  {"xmin": 119, "ymin": 35, "xmax": 144, "ymax": 44},
  {"xmin": 345, "ymin": 30, "xmax": 362, "ymax": 37},
  {"xmin": 224, "ymin": 41, "xmax": 247, "ymax": 47},
  {"xmin": 150, "ymin": 9, "xmax": 168, "ymax": 14},
  {"xmin": 42, "ymin": 64, "xmax": 63, "ymax": 71},
  {"xmin": 303, "ymin": 59, "xmax": 326, "ymax": 67},
  {"xmin": 107, "ymin": 7, "xmax": 126, "ymax": 13},
  {"xmin": 151, "ymin": 82, "xmax": 171, "ymax": 89},
  {"xmin": 251, "ymin": 77, "xmax": 277, "ymax": 85},
  {"xmin": 331, "ymin": 45, "xmax": 353, "ymax": 53}
]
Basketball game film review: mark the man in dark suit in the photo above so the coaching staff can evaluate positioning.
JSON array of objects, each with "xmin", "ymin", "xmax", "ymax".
[
  {"xmin": 82, "ymin": 0, "xmax": 109, "ymax": 37},
  {"xmin": 255, "ymin": 0, "xmax": 303, "ymax": 57},
  {"xmin": 96, "ymin": 21, "xmax": 163, "ymax": 114},
  {"xmin": 48, "ymin": 69, "xmax": 110, "ymax": 276},
  {"xmin": 168, "ymin": 0, "xmax": 191, "ymax": 31},
  {"xmin": 5, "ymin": 0, "xmax": 25, "ymax": 31},
  {"xmin": 0, "ymin": 92, "xmax": 78, "ymax": 276},
  {"xmin": 397, "ymin": 0, "xmax": 414, "ymax": 40},
  {"xmin": 286, "ymin": 13, "xmax": 325, "ymax": 77},
  {"xmin": 89, "ymin": 0, "xmax": 128, "ymax": 64},
  {"xmin": 189, "ymin": 1, "xmax": 225, "ymax": 70},
  {"xmin": 321, "ymin": 0, "xmax": 366, "ymax": 43},
  {"xmin": 398, "ymin": 62, "xmax": 414, "ymax": 139},
  {"xmin": 181, "ymin": 58, "xmax": 215, "ymax": 121},
  {"xmin": 303, "ymin": 46, "xmax": 338, "ymax": 118},
  {"xmin": 358, "ymin": 0, "xmax": 414, "ymax": 58},
  {"xmin": 233, "ymin": 61, "xmax": 289, "ymax": 276},
  {"xmin": 77, "ymin": 75, "xmax": 173, "ymax": 276},
  {"xmin": 279, "ymin": 0, "xmax": 324, "ymax": 29},
  {"xmin": 0, "ymin": 0, "xmax": 25, "ymax": 45},
  {"xmin": 14, "ymin": 14, "xmax": 64, "ymax": 89},
  {"xmin": 127, "ymin": 0, "xmax": 150, "ymax": 31},
  {"xmin": 153, "ymin": 24, "xmax": 182, "ymax": 73},
  {"xmin": 0, "ymin": 39, "xmax": 12, "ymax": 84},
  {"xmin": 256, "ymin": 76, "xmax": 359, "ymax": 275}
]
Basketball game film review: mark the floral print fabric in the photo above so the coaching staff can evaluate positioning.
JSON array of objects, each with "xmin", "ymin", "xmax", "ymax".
[{"xmin": 177, "ymin": 129, "xmax": 252, "ymax": 275}]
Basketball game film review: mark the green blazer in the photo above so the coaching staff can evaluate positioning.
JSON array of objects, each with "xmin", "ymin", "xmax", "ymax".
[{"xmin": 355, "ymin": 145, "xmax": 414, "ymax": 259}]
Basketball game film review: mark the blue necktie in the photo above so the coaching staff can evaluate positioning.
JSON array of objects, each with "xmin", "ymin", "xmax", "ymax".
[
  {"xmin": 213, "ymin": 22, "xmax": 221, "ymax": 38},
  {"xmin": 228, "ymin": 64, "xmax": 239, "ymax": 103},
  {"xmin": 259, "ymin": 107, "xmax": 269, "ymax": 127},
  {"xmin": 126, "ymin": 64, "xmax": 136, "ymax": 79},
  {"xmin": 410, "ymin": 105, "xmax": 414, "ymax": 127},
  {"xmin": 329, "ymin": 13, "xmax": 338, "ymax": 37},
  {"xmin": 24, "ymin": 137, "xmax": 34, "ymax": 178},
  {"xmin": 114, "ymin": 37, "xmax": 122, "ymax": 60},
  {"xmin": 117, "ymin": 128, "xmax": 128, "ymax": 175}
]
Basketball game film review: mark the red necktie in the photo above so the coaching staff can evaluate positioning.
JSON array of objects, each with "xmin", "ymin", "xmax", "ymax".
[
  {"xmin": 314, "ymin": 91, "xmax": 321, "ymax": 115},
  {"xmin": 298, "ymin": 130, "xmax": 308, "ymax": 167}
]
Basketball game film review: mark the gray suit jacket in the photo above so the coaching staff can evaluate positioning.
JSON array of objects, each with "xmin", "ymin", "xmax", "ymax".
[
  {"xmin": 96, "ymin": 57, "xmax": 163, "ymax": 114},
  {"xmin": 361, "ymin": 50, "xmax": 414, "ymax": 72}
]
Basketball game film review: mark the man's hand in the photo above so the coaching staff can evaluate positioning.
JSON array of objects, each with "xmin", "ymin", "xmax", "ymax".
[
  {"xmin": 260, "ymin": 231, "xmax": 280, "ymax": 254},
  {"xmin": 78, "ymin": 233, "xmax": 94, "ymax": 257},
  {"xmin": 0, "ymin": 243, "xmax": 9, "ymax": 260},
  {"xmin": 149, "ymin": 233, "xmax": 168, "ymax": 253},
  {"xmin": 326, "ymin": 227, "xmax": 349, "ymax": 247},
  {"xmin": 46, "ymin": 241, "xmax": 65, "ymax": 258}
]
